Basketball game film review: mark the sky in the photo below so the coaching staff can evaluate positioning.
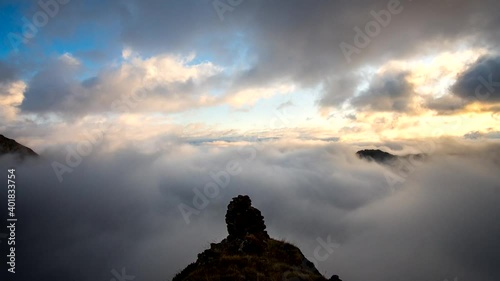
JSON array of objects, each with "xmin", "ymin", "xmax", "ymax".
[
  {"xmin": 0, "ymin": 1, "xmax": 500, "ymax": 281},
  {"xmin": 0, "ymin": 0, "xmax": 499, "ymax": 148}
]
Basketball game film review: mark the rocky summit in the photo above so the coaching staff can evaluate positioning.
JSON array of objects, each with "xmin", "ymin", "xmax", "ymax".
[
  {"xmin": 0, "ymin": 134, "xmax": 38, "ymax": 159},
  {"xmin": 172, "ymin": 195, "xmax": 342, "ymax": 281},
  {"xmin": 226, "ymin": 195, "xmax": 269, "ymax": 241}
]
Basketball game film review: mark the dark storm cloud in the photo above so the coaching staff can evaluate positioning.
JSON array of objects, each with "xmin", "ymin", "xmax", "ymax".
[
  {"xmin": 0, "ymin": 61, "xmax": 17, "ymax": 84},
  {"xmin": 451, "ymin": 55, "xmax": 500, "ymax": 103},
  {"xmin": 424, "ymin": 56, "xmax": 500, "ymax": 114},
  {"xmin": 13, "ymin": 0, "xmax": 500, "ymax": 114},
  {"xmin": 350, "ymin": 71, "xmax": 415, "ymax": 112},
  {"xmin": 210, "ymin": 0, "xmax": 500, "ymax": 107},
  {"xmin": 1, "ymin": 140, "xmax": 499, "ymax": 281},
  {"xmin": 213, "ymin": 0, "xmax": 500, "ymax": 92},
  {"xmin": 20, "ymin": 56, "xmax": 81, "ymax": 114}
]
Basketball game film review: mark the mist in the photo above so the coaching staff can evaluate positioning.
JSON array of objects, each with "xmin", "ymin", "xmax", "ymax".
[{"xmin": 1, "ymin": 138, "xmax": 499, "ymax": 281}]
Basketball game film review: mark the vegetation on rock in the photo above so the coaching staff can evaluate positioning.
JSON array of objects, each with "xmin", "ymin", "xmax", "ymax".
[{"xmin": 172, "ymin": 195, "xmax": 342, "ymax": 281}]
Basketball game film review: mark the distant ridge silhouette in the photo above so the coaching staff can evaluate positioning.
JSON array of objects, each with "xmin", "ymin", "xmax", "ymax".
[
  {"xmin": 0, "ymin": 134, "xmax": 38, "ymax": 159},
  {"xmin": 356, "ymin": 149, "xmax": 427, "ymax": 164}
]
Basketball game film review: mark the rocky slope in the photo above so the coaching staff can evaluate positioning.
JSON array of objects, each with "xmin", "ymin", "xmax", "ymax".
[
  {"xmin": 0, "ymin": 134, "xmax": 38, "ymax": 158},
  {"xmin": 172, "ymin": 195, "xmax": 342, "ymax": 281}
]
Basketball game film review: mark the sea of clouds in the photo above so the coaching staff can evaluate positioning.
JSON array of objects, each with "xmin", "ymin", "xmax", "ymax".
[{"xmin": 0, "ymin": 138, "xmax": 499, "ymax": 281}]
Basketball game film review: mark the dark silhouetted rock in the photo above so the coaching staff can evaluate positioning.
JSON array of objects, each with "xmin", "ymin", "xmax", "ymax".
[
  {"xmin": 356, "ymin": 149, "xmax": 428, "ymax": 184},
  {"xmin": 329, "ymin": 275, "xmax": 343, "ymax": 281},
  {"xmin": 172, "ymin": 195, "xmax": 341, "ymax": 281},
  {"xmin": 356, "ymin": 149, "xmax": 427, "ymax": 166},
  {"xmin": 225, "ymin": 195, "xmax": 269, "ymax": 240},
  {"xmin": 356, "ymin": 149, "xmax": 396, "ymax": 163},
  {"xmin": 0, "ymin": 134, "xmax": 38, "ymax": 159}
]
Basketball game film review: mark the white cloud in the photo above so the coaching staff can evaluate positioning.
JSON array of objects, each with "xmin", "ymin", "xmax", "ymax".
[
  {"xmin": 21, "ymin": 51, "xmax": 224, "ymax": 115},
  {"xmin": 224, "ymin": 83, "xmax": 296, "ymax": 108},
  {"xmin": 0, "ymin": 80, "xmax": 26, "ymax": 121},
  {"xmin": 59, "ymin": 53, "xmax": 81, "ymax": 66}
]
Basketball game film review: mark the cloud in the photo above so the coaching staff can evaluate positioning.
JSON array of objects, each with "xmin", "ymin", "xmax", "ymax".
[
  {"xmin": 350, "ymin": 71, "xmax": 416, "ymax": 112},
  {"xmin": 1, "ymin": 139, "xmax": 499, "ymax": 281},
  {"xmin": 424, "ymin": 95, "xmax": 468, "ymax": 114},
  {"xmin": 18, "ymin": 51, "xmax": 298, "ymax": 116},
  {"xmin": 0, "ymin": 61, "xmax": 23, "ymax": 120},
  {"xmin": 451, "ymin": 55, "xmax": 500, "ymax": 103},
  {"xmin": 277, "ymin": 100, "xmax": 295, "ymax": 111},
  {"xmin": 332, "ymin": 152, "xmax": 500, "ymax": 280},
  {"xmin": 12, "ymin": 0, "xmax": 500, "ymax": 114},
  {"xmin": 0, "ymin": 80, "xmax": 26, "ymax": 121},
  {"xmin": 224, "ymin": 83, "xmax": 295, "ymax": 109},
  {"xmin": 319, "ymin": 74, "xmax": 360, "ymax": 109},
  {"xmin": 464, "ymin": 130, "xmax": 500, "ymax": 140},
  {"xmin": 20, "ymin": 54, "xmax": 82, "ymax": 114},
  {"xmin": 0, "ymin": 61, "xmax": 17, "ymax": 83},
  {"xmin": 20, "ymin": 52, "xmax": 223, "ymax": 116}
]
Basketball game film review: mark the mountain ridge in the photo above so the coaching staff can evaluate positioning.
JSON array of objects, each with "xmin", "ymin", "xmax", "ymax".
[
  {"xmin": 0, "ymin": 134, "xmax": 38, "ymax": 159},
  {"xmin": 356, "ymin": 149, "xmax": 426, "ymax": 164},
  {"xmin": 172, "ymin": 195, "xmax": 342, "ymax": 281}
]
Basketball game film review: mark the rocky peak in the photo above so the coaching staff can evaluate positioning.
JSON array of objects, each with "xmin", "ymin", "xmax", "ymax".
[
  {"xmin": 172, "ymin": 195, "xmax": 342, "ymax": 281},
  {"xmin": 225, "ymin": 195, "xmax": 269, "ymax": 240}
]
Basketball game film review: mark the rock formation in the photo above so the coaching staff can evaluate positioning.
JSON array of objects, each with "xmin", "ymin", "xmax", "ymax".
[
  {"xmin": 225, "ymin": 195, "xmax": 269, "ymax": 240},
  {"xmin": 172, "ymin": 195, "xmax": 342, "ymax": 281},
  {"xmin": 356, "ymin": 149, "xmax": 397, "ymax": 163},
  {"xmin": 356, "ymin": 149, "xmax": 427, "ymax": 165},
  {"xmin": 0, "ymin": 134, "xmax": 38, "ymax": 159}
]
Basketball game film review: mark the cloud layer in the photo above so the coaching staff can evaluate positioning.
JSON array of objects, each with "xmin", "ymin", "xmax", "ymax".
[
  {"xmin": 3, "ymin": 0, "xmax": 500, "ymax": 117},
  {"xmin": 1, "ymin": 139, "xmax": 499, "ymax": 281}
]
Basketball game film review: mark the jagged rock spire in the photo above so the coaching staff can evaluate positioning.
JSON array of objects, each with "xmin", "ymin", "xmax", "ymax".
[
  {"xmin": 173, "ymin": 195, "xmax": 342, "ymax": 281},
  {"xmin": 225, "ymin": 195, "xmax": 269, "ymax": 240}
]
